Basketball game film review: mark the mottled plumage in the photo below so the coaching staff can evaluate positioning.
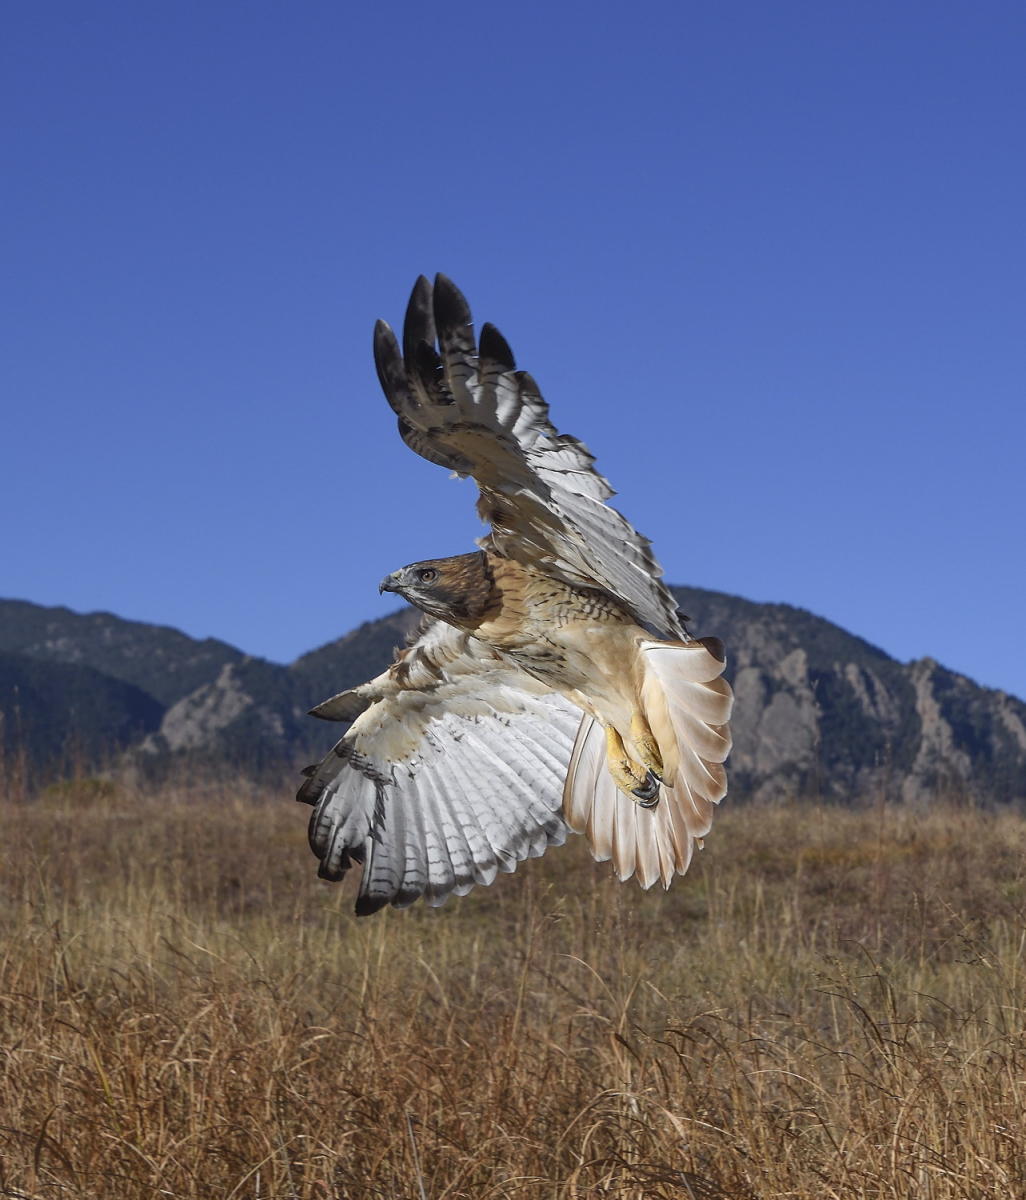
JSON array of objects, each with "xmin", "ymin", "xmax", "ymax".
[{"xmin": 300, "ymin": 276, "xmax": 732, "ymax": 913}]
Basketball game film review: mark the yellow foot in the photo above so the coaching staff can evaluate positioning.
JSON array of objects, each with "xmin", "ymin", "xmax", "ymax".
[
  {"xmin": 605, "ymin": 726, "xmax": 660, "ymax": 808},
  {"xmin": 630, "ymin": 711, "xmax": 664, "ymax": 781}
]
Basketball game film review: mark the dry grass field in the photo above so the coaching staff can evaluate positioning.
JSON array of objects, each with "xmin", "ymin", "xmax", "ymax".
[{"xmin": 2, "ymin": 774, "xmax": 1026, "ymax": 1198}]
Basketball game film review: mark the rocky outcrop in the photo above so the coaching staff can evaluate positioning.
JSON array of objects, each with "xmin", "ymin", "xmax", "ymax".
[
  {"xmin": 136, "ymin": 656, "xmax": 308, "ymax": 772},
  {"xmin": 674, "ymin": 586, "xmax": 1026, "ymax": 805}
]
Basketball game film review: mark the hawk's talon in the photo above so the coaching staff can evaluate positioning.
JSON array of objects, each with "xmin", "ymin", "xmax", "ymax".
[
  {"xmin": 632, "ymin": 770, "xmax": 661, "ymax": 807},
  {"xmin": 607, "ymin": 724, "xmax": 663, "ymax": 805}
]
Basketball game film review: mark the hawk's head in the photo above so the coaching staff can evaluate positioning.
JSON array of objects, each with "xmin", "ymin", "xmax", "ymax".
[{"xmin": 380, "ymin": 551, "xmax": 494, "ymax": 628}]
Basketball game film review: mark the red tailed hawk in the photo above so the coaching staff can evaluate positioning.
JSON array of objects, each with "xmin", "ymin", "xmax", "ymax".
[{"xmin": 299, "ymin": 276, "xmax": 732, "ymax": 914}]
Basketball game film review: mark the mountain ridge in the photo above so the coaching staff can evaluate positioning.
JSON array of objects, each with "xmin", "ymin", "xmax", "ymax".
[{"xmin": 2, "ymin": 592, "xmax": 1024, "ymax": 804}]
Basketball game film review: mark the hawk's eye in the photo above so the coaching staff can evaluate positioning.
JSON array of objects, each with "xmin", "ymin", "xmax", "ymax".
[{"xmin": 416, "ymin": 567, "xmax": 438, "ymax": 584}]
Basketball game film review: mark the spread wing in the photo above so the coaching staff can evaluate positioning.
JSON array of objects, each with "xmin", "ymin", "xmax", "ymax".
[
  {"xmin": 373, "ymin": 275, "xmax": 685, "ymax": 641},
  {"xmin": 298, "ymin": 619, "xmax": 584, "ymax": 914}
]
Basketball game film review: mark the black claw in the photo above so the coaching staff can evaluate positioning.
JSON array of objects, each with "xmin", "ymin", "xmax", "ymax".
[{"xmin": 631, "ymin": 770, "xmax": 661, "ymax": 807}]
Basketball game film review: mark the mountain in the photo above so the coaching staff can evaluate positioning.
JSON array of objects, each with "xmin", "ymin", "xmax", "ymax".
[
  {"xmin": 2, "ymin": 592, "xmax": 1024, "ymax": 804},
  {"xmin": 673, "ymin": 587, "xmax": 1026, "ymax": 803},
  {"xmin": 0, "ymin": 599, "xmax": 243, "ymax": 706},
  {"xmin": 0, "ymin": 651, "xmax": 163, "ymax": 772}
]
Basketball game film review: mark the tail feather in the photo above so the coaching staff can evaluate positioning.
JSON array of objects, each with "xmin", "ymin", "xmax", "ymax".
[
  {"xmin": 658, "ymin": 679, "xmax": 732, "ymax": 728},
  {"xmin": 586, "ymin": 776, "xmax": 616, "ymax": 863},
  {"xmin": 562, "ymin": 638, "xmax": 733, "ymax": 890},
  {"xmin": 611, "ymin": 776, "xmax": 639, "ymax": 881},
  {"xmin": 633, "ymin": 806, "xmax": 661, "ymax": 890},
  {"xmin": 664, "ymin": 786, "xmax": 698, "ymax": 874}
]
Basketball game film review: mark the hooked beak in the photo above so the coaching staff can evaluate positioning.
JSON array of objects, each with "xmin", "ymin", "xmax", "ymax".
[{"xmin": 379, "ymin": 572, "xmax": 399, "ymax": 595}]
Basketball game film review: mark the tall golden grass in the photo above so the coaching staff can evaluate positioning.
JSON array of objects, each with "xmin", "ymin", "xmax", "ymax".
[{"xmin": 2, "ymin": 778, "xmax": 1026, "ymax": 1198}]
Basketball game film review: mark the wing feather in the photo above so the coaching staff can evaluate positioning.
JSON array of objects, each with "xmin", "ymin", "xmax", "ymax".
[
  {"xmin": 430, "ymin": 761, "xmax": 499, "ymax": 888},
  {"xmin": 412, "ymin": 769, "xmax": 466, "ymax": 904},
  {"xmin": 299, "ymin": 619, "xmax": 584, "ymax": 913},
  {"xmin": 374, "ymin": 274, "xmax": 684, "ymax": 640}
]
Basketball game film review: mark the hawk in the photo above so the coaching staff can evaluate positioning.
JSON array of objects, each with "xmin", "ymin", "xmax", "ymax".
[{"xmin": 299, "ymin": 276, "xmax": 733, "ymax": 914}]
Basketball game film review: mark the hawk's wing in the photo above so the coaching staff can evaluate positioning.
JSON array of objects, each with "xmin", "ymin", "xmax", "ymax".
[
  {"xmin": 373, "ymin": 275, "xmax": 685, "ymax": 641},
  {"xmin": 298, "ymin": 619, "xmax": 584, "ymax": 914}
]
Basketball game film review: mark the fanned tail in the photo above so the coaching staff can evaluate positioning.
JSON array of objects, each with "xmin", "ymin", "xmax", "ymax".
[{"xmin": 562, "ymin": 638, "xmax": 733, "ymax": 889}]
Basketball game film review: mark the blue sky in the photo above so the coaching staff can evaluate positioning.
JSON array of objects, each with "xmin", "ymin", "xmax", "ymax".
[{"xmin": 3, "ymin": 2, "xmax": 1025, "ymax": 698}]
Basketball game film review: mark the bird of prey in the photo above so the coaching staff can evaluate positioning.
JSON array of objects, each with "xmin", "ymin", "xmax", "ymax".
[{"xmin": 299, "ymin": 276, "xmax": 732, "ymax": 914}]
